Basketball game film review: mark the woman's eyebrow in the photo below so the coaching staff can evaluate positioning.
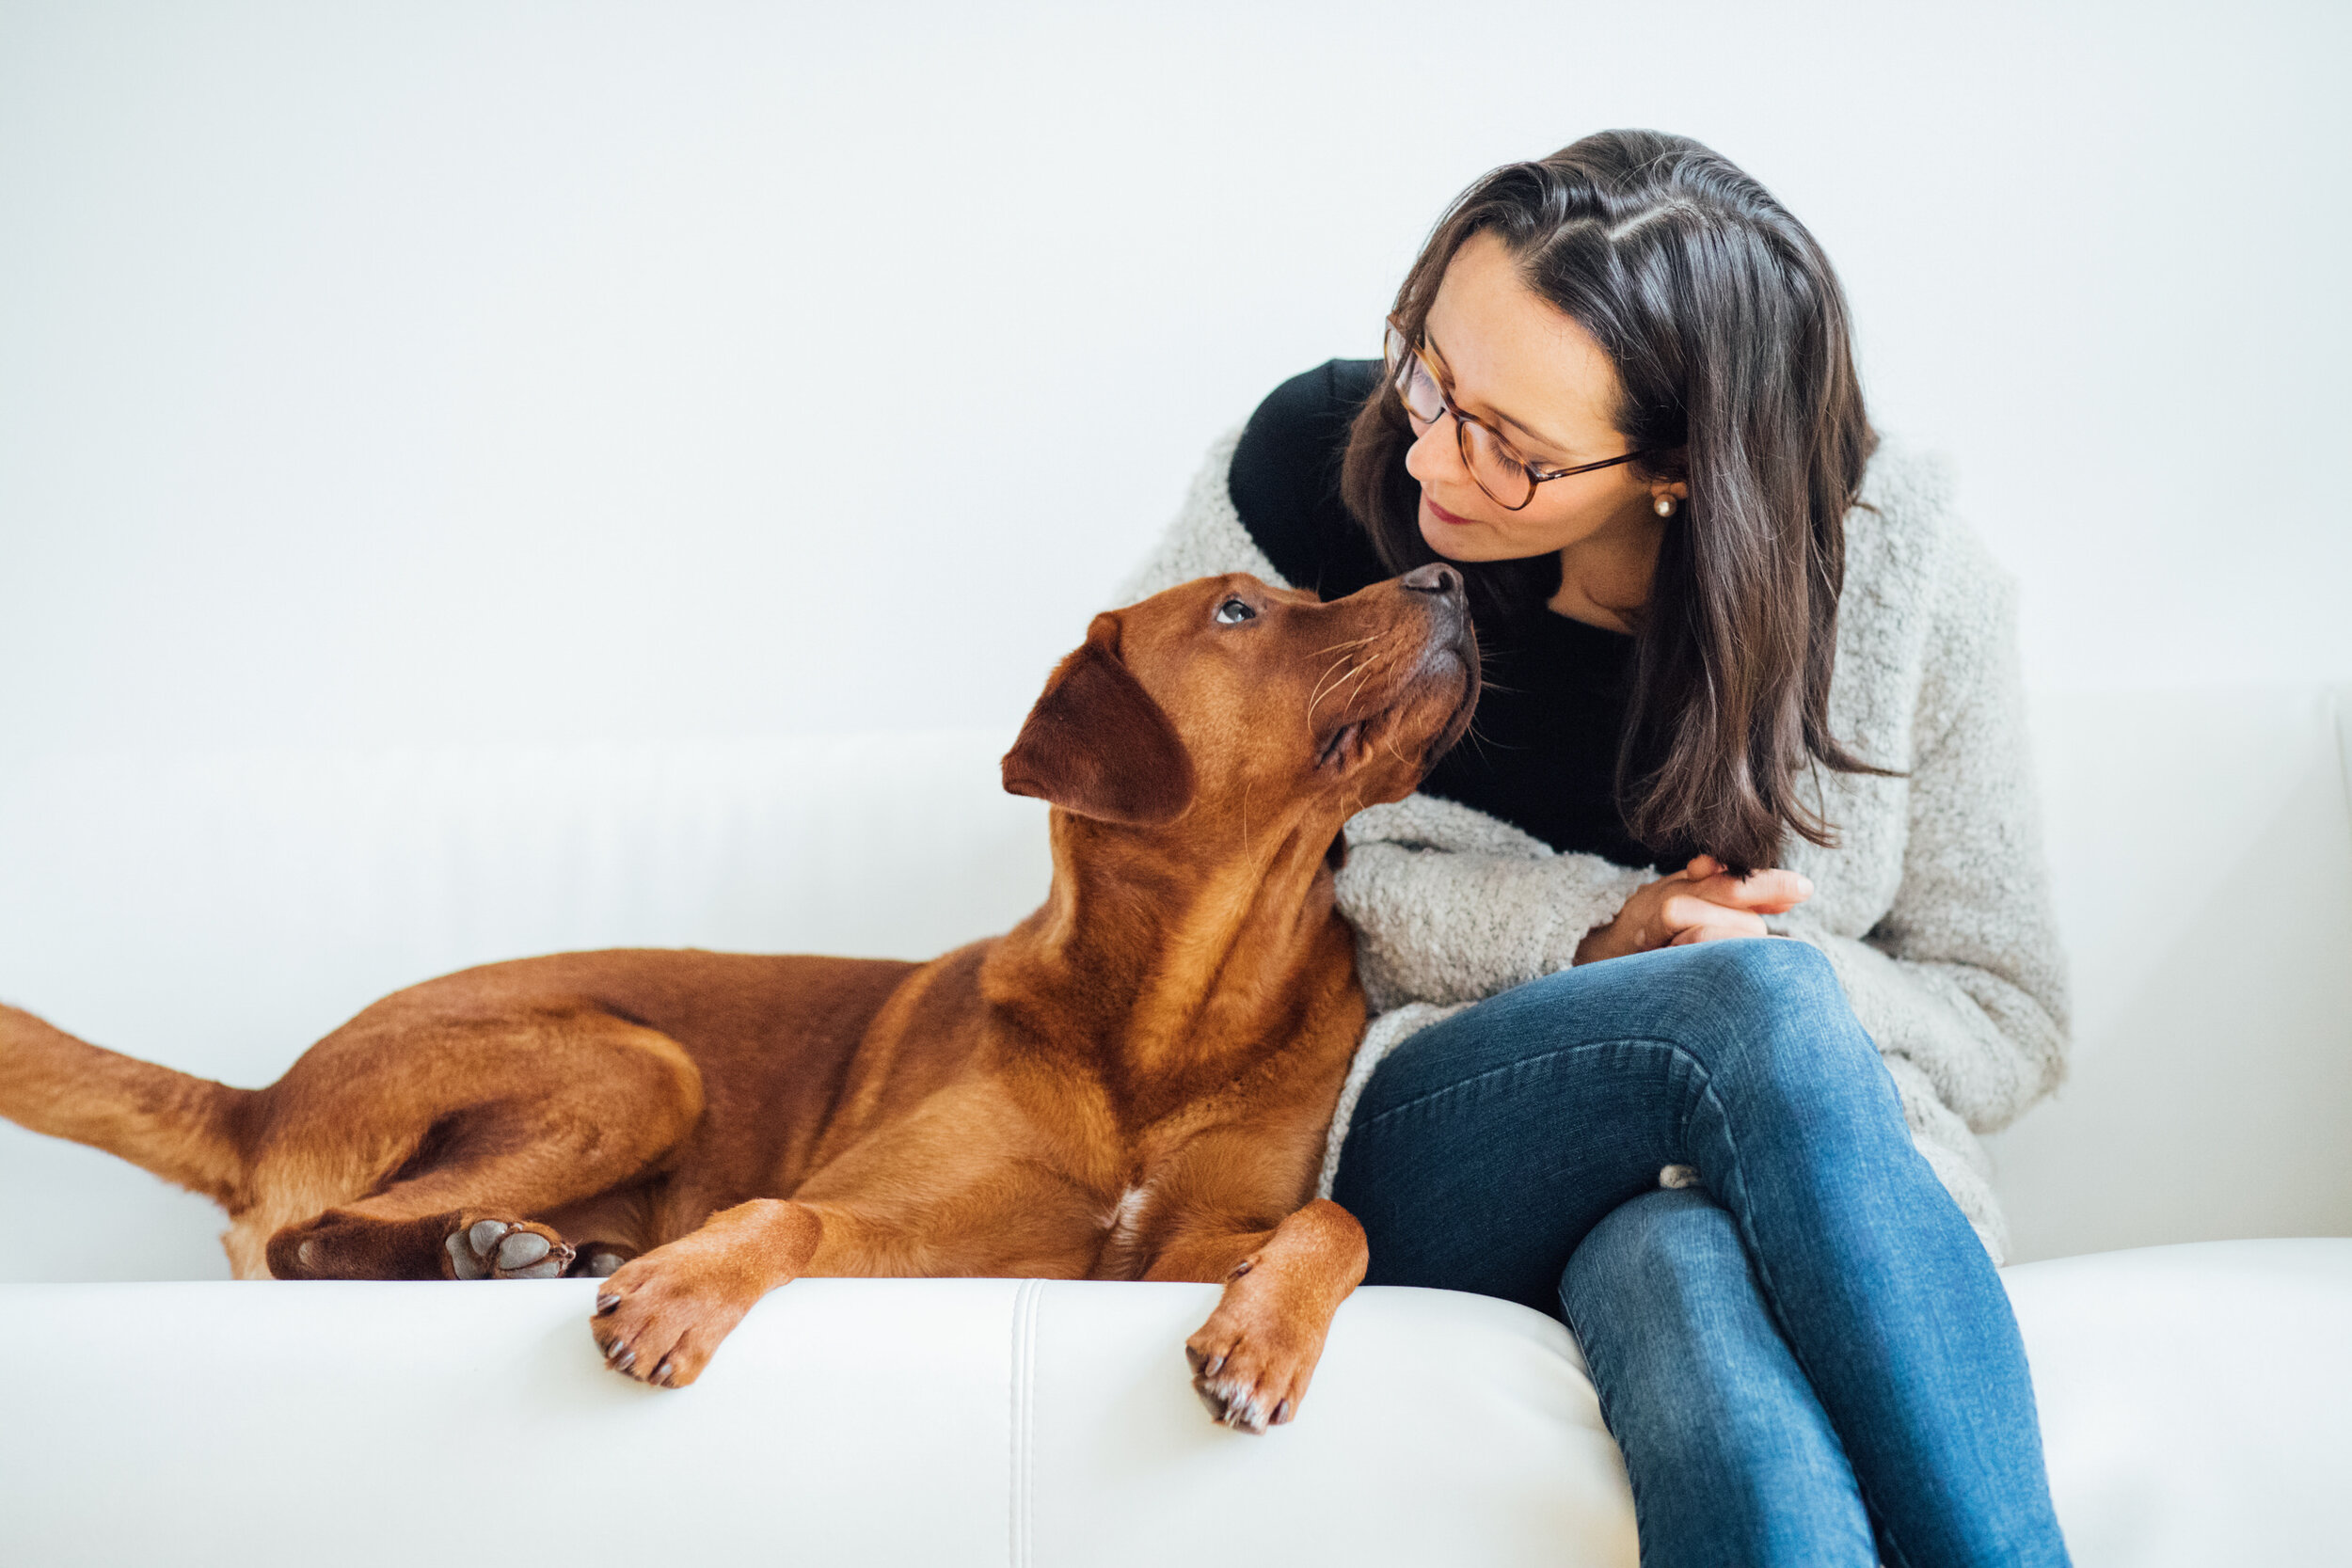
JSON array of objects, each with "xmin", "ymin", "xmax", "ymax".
[{"xmin": 1422, "ymin": 330, "xmax": 1583, "ymax": 457}]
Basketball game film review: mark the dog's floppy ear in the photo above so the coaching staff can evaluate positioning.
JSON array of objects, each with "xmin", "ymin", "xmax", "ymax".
[{"xmin": 1003, "ymin": 612, "xmax": 1196, "ymax": 827}]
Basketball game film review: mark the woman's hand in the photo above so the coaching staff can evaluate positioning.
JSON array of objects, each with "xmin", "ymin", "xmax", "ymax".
[{"xmin": 1573, "ymin": 855, "xmax": 1813, "ymax": 965}]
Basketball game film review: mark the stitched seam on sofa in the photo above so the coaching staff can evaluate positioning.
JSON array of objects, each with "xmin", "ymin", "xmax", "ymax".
[{"xmin": 1009, "ymin": 1277, "xmax": 1043, "ymax": 1568}]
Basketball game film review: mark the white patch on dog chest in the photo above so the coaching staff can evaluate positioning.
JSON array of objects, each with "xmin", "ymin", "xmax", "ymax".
[{"xmin": 1104, "ymin": 1184, "xmax": 1151, "ymax": 1244}]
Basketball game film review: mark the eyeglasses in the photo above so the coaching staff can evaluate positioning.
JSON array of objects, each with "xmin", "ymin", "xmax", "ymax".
[{"xmin": 1382, "ymin": 320, "xmax": 1644, "ymax": 512}]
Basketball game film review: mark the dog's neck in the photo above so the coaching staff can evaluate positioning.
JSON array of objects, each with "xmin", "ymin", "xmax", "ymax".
[{"xmin": 983, "ymin": 806, "xmax": 1353, "ymax": 1088}]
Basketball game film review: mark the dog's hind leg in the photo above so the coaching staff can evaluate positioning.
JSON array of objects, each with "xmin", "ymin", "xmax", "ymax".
[
  {"xmin": 261, "ymin": 1128, "xmax": 650, "ymax": 1282},
  {"xmin": 535, "ymin": 1190, "xmax": 649, "ymax": 1278},
  {"xmin": 255, "ymin": 1016, "xmax": 705, "ymax": 1281}
]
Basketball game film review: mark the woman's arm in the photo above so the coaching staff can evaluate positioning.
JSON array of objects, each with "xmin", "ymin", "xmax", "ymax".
[
  {"xmin": 1773, "ymin": 525, "xmax": 2070, "ymax": 1136},
  {"xmin": 1335, "ymin": 795, "xmax": 1651, "ymax": 1014}
]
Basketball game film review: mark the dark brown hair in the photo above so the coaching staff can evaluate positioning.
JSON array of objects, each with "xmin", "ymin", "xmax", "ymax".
[{"xmin": 1342, "ymin": 128, "xmax": 1888, "ymax": 876}]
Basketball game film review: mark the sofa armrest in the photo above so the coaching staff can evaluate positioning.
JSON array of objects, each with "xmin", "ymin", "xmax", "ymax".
[{"xmin": 0, "ymin": 1277, "xmax": 1635, "ymax": 1567}]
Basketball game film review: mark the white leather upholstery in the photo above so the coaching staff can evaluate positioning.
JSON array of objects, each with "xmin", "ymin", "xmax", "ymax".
[
  {"xmin": 2007, "ymin": 1240, "xmax": 2352, "ymax": 1567},
  {"xmin": 1, "ymin": 691, "xmax": 2347, "ymax": 1564},
  {"xmin": 3, "ymin": 1243, "xmax": 2344, "ymax": 1567},
  {"xmin": 0, "ymin": 1279, "xmax": 1637, "ymax": 1568}
]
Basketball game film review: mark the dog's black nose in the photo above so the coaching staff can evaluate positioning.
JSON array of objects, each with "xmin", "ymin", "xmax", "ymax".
[{"xmin": 1401, "ymin": 562, "xmax": 1463, "ymax": 596}]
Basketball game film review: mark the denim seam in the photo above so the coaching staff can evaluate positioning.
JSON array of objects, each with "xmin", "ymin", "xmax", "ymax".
[
  {"xmin": 1686, "ymin": 1067, "xmax": 1917, "ymax": 1568},
  {"xmin": 1356, "ymin": 1035, "xmax": 1697, "ymax": 1132}
]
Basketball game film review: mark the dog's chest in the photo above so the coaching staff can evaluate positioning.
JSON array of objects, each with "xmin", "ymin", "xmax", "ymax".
[
  {"xmin": 1083, "ymin": 1180, "xmax": 1159, "ymax": 1279},
  {"xmin": 1101, "ymin": 1182, "xmax": 1152, "ymax": 1246}
]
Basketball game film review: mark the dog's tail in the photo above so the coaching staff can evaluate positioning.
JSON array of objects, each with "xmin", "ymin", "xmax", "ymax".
[{"xmin": 0, "ymin": 1002, "xmax": 254, "ymax": 1208}]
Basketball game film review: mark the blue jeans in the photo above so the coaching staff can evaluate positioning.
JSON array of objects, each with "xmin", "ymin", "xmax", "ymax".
[{"xmin": 1330, "ymin": 940, "xmax": 2070, "ymax": 1568}]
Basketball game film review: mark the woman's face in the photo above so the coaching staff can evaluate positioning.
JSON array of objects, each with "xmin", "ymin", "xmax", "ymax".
[{"xmin": 1405, "ymin": 230, "xmax": 1680, "ymax": 567}]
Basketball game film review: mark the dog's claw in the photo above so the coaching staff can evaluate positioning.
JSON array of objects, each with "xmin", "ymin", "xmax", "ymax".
[
  {"xmin": 1185, "ymin": 1302, "xmax": 1322, "ymax": 1436},
  {"xmin": 596, "ymin": 1293, "xmax": 620, "ymax": 1314}
]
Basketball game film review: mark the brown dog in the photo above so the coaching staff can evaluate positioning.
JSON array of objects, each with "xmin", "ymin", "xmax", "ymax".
[{"xmin": 0, "ymin": 564, "xmax": 1476, "ymax": 1430}]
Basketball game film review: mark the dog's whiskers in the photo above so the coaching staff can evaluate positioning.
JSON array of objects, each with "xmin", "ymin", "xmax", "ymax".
[
  {"xmin": 1329, "ymin": 657, "xmax": 1382, "ymax": 705},
  {"xmin": 1308, "ymin": 653, "xmax": 1366, "ymax": 720}
]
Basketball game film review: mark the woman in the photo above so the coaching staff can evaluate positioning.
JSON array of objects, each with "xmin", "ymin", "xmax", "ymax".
[{"xmin": 1120, "ymin": 132, "xmax": 2072, "ymax": 1567}]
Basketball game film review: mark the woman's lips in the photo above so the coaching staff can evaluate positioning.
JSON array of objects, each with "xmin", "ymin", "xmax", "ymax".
[{"xmin": 1424, "ymin": 494, "xmax": 1478, "ymax": 528}]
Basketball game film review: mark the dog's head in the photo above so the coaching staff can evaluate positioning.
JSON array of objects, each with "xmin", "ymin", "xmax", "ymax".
[{"xmin": 1001, "ymin": 566, "xmax": 1479, "ymax": 853}]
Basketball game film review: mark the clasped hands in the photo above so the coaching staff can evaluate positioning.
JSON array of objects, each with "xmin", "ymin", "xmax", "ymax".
[{"xmin": 1574, "ymin": 854, "xmax": 1814, "ymax": 966}]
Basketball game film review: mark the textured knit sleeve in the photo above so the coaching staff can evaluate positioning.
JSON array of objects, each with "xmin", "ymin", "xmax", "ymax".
[
  {"xmin": 1334, "ymin": 795, "xmax": 1651, "ymax": 1016},
  {"xmin": 1776, "ymin": 525, "xmax": 2071, "ymax": 1137}
]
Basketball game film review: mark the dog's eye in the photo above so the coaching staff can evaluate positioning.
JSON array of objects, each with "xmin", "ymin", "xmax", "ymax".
[{"xmin": 1214, "ymin": 598, "xmax": 1257, "ymax": 625}]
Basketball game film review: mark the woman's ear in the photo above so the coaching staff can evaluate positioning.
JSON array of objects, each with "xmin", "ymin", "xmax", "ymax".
[{"xmin": 1001, "ymin": 613, "xmax": 1197, "ymax": 827}]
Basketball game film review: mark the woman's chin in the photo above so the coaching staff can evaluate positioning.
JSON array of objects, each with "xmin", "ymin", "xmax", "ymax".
[{"xmin": 1418, "ymin": 507, "xmax": 1497, "ymax": 562}]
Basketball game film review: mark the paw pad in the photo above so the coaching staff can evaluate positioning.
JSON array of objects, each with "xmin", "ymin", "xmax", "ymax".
[{"xmin": 444, "ymin": 1217, "xmax": 575, "ymax": 1280}]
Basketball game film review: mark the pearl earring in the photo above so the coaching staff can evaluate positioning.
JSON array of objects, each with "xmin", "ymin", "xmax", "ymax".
[{"xmin": 1653, "ymin": 494, "xmax": 1677, "ymax": 518}]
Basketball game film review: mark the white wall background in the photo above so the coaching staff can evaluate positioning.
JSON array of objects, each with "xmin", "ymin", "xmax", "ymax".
[
  {"xmin": 3, "ymin": 0, "xmax": 2346, "ymax": 769},
  {"xmin": 2, "ymin": 3, "xmax": 2349, "ymax": 1274}
]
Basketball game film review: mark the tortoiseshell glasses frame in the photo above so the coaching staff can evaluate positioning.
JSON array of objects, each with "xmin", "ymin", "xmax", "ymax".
[{"xmin": 1383, "ymin": 319, "xmax": 1645, "ymax": 511}]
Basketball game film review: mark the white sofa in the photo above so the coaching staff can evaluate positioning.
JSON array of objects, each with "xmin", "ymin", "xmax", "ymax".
[{"xmin": 3, "ymin": 686, "xmax": 2348, "ymax": 1565}]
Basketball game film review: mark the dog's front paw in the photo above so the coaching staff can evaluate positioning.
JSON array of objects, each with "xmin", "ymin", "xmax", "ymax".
[
  {"xmin": 1184, "ymin": 1297, "xmax": 1324, "ymax": 1435},
  {"xmin": 589, "ymin": 1251, "xmax": 752, "ymax": 1389},
  {"xmin": 442, "ymin": 1215, "xmax": 575, "ymax": 1280}
]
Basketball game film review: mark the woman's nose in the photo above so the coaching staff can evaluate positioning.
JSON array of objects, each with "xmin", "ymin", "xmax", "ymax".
[{"xmin": 1402, "ymin": 409, "xmax": 1470, "ymax": 489}]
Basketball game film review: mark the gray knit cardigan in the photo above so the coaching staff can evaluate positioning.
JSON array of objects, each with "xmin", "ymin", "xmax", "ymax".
[{"xmin": 1117, "ymin": 428, "xmax": 2069, "ymax": 1262}]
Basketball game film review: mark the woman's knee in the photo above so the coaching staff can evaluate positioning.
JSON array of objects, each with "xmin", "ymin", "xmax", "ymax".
[
  {"xmin": 1662, "ymin": 936, "xmax": 1842, "ymax": 1018},
  {"xmin": 1487, "ymin": 933, "xmax": 1839, "ymax": 1039},
  {"xmin": 1559, "ymin": 1189, "xmax": 1756, "ymax": 1364},
  {"xmin": 1565, "ymin": 1187, "xmax": 1741, "ymax": 1303},
  {"xmin": 1645, "ymin": 940, "xmax": 1876, "ymax": 1087}
]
